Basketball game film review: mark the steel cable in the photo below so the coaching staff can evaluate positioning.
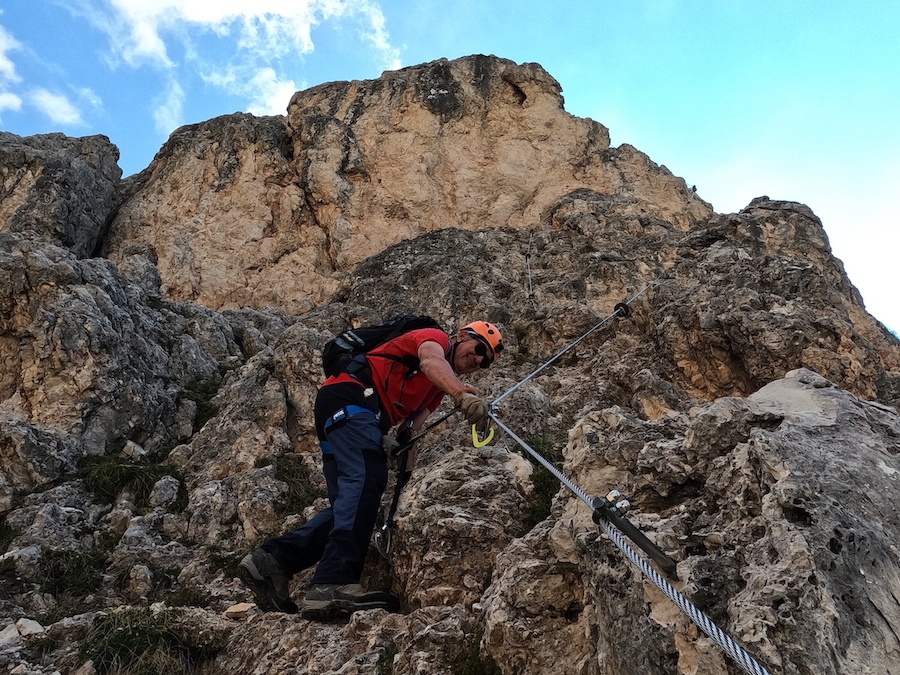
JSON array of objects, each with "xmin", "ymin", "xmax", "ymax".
[
  {"xmin": 492, "ymin": 278, "xmax": 661, "ymax": 407},
  {"xmin": 526, "ymin": 231, "xmax": 538, "ymax": 311},
  {"xmin": 597, "ymin": 518, "xmax": 773, "ymax": 675},
  {"xmin": 489, "ymin": 414, "xmax": 593, "ymax": 506},
  {"xmin": 489, "ymin": 412, "xmax": 773, "ymax": 675},
  {"xmin": 481, "ymin": 250, "xmax": 772, "ymax": 673}
]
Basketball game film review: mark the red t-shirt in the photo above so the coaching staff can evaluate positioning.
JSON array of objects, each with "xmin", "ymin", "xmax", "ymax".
[{"xmin": 323, "ymin": 328, "xmax": 450, "ymax": 427}]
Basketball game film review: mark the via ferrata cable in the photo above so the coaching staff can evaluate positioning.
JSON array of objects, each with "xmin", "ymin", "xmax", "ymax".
[{"xmin": 492, "ymin": 278, "xmax": 661, "ymax": 408}]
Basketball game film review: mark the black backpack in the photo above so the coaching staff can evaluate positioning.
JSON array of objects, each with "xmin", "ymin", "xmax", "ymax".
[{"xmin": 321, "ymin": 315, "xmax": 444, "ymax": 378}]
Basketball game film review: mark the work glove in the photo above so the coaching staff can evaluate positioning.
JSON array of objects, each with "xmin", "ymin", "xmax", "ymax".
[
  {"xmin": 452, "ymin": 389, "xmax": 490, "ymax": 429},
  {"xmin": 382, "ymin": 434, "xmax": 401, "ymax": 456},
  {"xmin": 386, "ymin": 422, "xmax": 418, "ymax": 469},
  {"xmin": 384, "ymin": 418, "xmax": 416, "ymax": 456}
]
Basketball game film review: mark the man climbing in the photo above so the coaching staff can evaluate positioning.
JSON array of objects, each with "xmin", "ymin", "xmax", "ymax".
[{"xmin": 238, "ymin": 320, "xmax": 504, "ymax": 620}]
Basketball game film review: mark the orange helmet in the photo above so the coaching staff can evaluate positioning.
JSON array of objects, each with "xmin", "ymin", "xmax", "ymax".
[{"xmin": 462, "ymin": 321, "xmax": 504, "ymax": 364}]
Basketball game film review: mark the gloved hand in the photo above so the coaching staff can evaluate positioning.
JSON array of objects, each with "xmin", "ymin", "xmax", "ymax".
[
  {"xmin": 452, "ymin": 389, "xmax": 490, "ymax": 428},
  {"xmin": 382, "ymin": 434, "xmax": 401, "ymax": 456}
]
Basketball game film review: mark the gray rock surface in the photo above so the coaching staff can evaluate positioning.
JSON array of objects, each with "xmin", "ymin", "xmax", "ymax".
[{"xmin": 0, "ymin": 132, "xmax": 121, "ymax": 257}]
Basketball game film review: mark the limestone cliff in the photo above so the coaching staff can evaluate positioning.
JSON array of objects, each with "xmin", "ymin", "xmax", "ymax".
[
  {"xmin": 100, "ymin": 56, "xmax": 709, "ymax": 313},
  {"xmin": 1, "ymin": 55, "xmax": 899, "ymax": 675}
]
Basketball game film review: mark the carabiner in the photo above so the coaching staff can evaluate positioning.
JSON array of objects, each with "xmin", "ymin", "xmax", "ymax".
[{"xmin": 472, "ymin": 424, "xmax": 495, "ymax": 447}]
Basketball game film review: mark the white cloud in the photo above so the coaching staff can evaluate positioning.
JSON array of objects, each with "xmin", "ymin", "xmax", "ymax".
[
  {"xmin": 123, "ymin": 11, "xmax": 174, "ymax": 66},
  {"xmin": 69, "ymin": 0, "xmax": 399, "ymax": 136},
  {"xmin": 1, "ymin": 23, "xmax": 100, "ymax": 126},
  {"xmin": 245, "ymin": 67, "xmax": 298, "ymax": 116},
  {"xmin": 0, "ymin": 91, "xmax": 22, "ymax": 123},
  {"xmin": 203, "ymin": 65, "xmax": 297, "ymax": 116},
  {"xmin": 153, "ymin": 78, "xmax": 185, "ymax": 135},
  {"xmin": 0, "ymin": 23, "xmax": 22, "ymax": 83},
  {"xmin": 77, "ymin": 87, "xmax": 104, "ymax": 110},
  {"xmin": 29, "ymin": 88, "xmax": 83, "ymax": 125},
  {"xmin": 98, "ymin": 0, "xmax": 398, "ymax": 68},
  {"xmin": 0, "ymin": 24, "xmax": 20, "ymax": 122},
  {"xmin": 65, "ymin": 0, "xmax": 173, "ymax": 67},
  {"xmin": 354, "ymin": 2, "xmax": 400, "ymax": 70}
]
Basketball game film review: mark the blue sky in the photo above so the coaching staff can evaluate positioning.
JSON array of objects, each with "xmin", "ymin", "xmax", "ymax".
[{"xmin": 1, "ymin": 1, "xmax": 897, "ymax": 332}]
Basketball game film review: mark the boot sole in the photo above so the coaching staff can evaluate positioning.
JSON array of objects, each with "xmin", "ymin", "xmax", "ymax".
[
  {"xmin": 301, "ymin": 601, "xmax": 354, "ymax": 622},
  {"xmin": 301, "ymin": 596, "xmax": 399, "ymax": 621}
]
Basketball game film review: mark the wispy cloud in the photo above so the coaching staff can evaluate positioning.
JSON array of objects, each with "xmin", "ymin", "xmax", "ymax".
[
  {"xmin": 245, "ymin": 68, "xmax": 298, "ymax": 116},
  {"xmin": 1, "ymin": 22, "xmax": 97, "ymax": 126},
  {"xmin": 202, "ymin": 65, "xmax": 298, "ymax": 116},
  {"xmin": 72, "ymin": 1, "xmax": 400, "ymax": 132},
  {"xmin": 76, "ymin": 86, "xmax": 103, "ymax": 110},
  {"xmin": 342, "ymin": 2, "xmax": 401, "ymax": 70},
  {"xmin": 0, "ymin": 22, "xmax": 23, "ymax": 120},
  {"xmin": 0, "ymin": 92, "xmax": 22, "ymax": 120},
  {"xmin": 96, "ymin": 1, "xmax": 400, "ymax": 70},
  {"xmin": 29, "ymin": 88, "xmax": 84, "ymax": 125},
  {"xmin": 0, "ymin": 23, "xmax": 21, "ymax": 82},
  {"xmin": 153, "ymin": 77, "xmax": 185, "ymax": 135}
]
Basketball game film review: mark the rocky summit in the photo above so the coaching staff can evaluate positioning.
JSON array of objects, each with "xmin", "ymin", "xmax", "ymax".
[{"xmin": 1, "ymin": 54, "xmax": 898, "ymax": 675}]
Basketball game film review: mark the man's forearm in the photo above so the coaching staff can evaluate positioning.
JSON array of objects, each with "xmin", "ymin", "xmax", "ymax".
[{"xmin": 418, "ymin": 342, "xmax": 470, "ymax": 396}]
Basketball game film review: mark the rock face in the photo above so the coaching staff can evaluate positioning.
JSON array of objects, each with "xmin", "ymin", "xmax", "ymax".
[
  {"xmin": 482, "ymin": 369, "xmax": 900, "ymax": 675},
  {"xmin": 101, "ymin": 114, "xmax": 326, "ymax": 315},
  {"xmin": 0, "ymin": 232, "xmax": 243, "ymax": 511},
  {"xmin": 0, "ymin": 132, "xmax": 122, "ymax": 258},
  {"xmin": 101, "ymin": 55, "xmax": 710, "ymax": 312},
  {"xmin": 1, "ymin": 55, "xmax": 899, "ymax": 675}
]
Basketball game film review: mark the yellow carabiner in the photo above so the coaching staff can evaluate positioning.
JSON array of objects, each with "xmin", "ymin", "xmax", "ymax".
[{"xmin": 472, "ymin": 424, "xmax": 495, "ymax": 448}]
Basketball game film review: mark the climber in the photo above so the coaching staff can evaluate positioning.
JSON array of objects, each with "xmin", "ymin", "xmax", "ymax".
[{"xmin": 238, "ymin": 320, "xmax": 504, "ymax": 620}]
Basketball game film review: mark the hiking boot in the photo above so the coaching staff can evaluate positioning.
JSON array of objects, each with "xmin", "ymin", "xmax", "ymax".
[
  {"xmin": 301, "ymin": 583, "xmax": 399, "ymax": 621},
  {"xmin": 237, "ymin": 549, "xmax": 298, "ymax": 614}
]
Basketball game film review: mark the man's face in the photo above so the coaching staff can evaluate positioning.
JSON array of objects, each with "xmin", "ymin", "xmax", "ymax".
[{"xmin": 451, "ymin": 334, "xmax": 495, "ymax": 374}]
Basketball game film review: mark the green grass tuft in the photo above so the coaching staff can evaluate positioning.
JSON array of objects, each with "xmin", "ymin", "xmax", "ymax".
[
  {"xmin": 451, "ymin": 631, "xmax": 502, "ymax": 675},
  {"xmin": 273, "ymin": 454, "xmax": 325, "ymax": 516},
  {"xmin": 24, "ymin": 634, "xmax": 59, "ymax": 659},
  {"xmin": 520, "ymin": 435, "xmax": 565, "ymax": 532},
  {"xmin": 79, "ymin": 607, "xmax": 225, "ymax": 675},
  {"xmin": 39, "ymin": 548, "xmax": 106, "ymax": 595},
  {"xmin": 179, "ymin": 375, "xmax": 223, "ymax": 431},
  {"xmin": 79, "ymin": 456, "xmax": 185, "ymax": 509}
]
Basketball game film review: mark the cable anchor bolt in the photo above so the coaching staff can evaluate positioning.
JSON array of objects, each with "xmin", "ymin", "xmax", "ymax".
[{"xmin": 612, "ymin": 499, "xmax": 631, "ymax": 515}]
